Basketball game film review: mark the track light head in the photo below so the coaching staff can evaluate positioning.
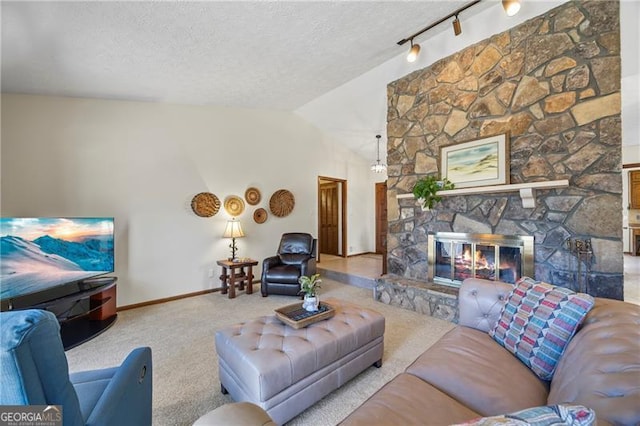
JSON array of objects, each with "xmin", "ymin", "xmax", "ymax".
[
  {"xmin": 452, "ymin": 16, "xmax": 462, "ymax": 36},
  {"xmin": 407, "ymin": 41, "xmax": 420, "ymax": 63},
  {"xmin": 398, "ymin": 0, "xmax": 481, "ymax": 61},
  {"xmin": 502, "ymin": 0, "xmax": 521, "ymax": 16}
]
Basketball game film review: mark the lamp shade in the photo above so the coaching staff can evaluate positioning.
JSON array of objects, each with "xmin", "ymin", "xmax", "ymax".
[{"xmin": 223, "ymin": 219, "xmax": 245, "ymax": 238}]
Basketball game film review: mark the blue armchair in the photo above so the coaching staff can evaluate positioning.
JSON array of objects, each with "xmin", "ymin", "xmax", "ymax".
[{"xmin": 0, "ymin": 309, "xmax": 152, "ymax": 426}]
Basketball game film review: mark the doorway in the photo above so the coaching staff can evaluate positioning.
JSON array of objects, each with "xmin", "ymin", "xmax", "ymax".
[
  {"xmin": 318, "ymin": 177, "xmax": 347, "ymax": 259},
  {"xmin": 375, "ymin": 181, "xmax": 388, "ymax": 275}
]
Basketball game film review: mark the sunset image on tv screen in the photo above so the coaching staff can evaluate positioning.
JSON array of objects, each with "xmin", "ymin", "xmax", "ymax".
[{"xmin": 0, "ymin": 217, "xmax": 114, "ymax": 300}]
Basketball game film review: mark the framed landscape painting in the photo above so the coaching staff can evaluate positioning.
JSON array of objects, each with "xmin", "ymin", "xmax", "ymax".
[{"xmin": 440, "ymin": 133, "xmax": 510, "ymax": 189}]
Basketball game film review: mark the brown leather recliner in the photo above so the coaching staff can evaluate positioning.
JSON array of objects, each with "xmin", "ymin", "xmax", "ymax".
[{"xmin": 261, "ymin": 233, "xmax": 317, "ymax": 297}]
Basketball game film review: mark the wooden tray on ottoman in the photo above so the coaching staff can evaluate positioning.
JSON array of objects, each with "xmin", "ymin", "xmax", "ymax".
[{"xmin": 275, "ymin": 302, "xmax": 335, "ymax": 329}]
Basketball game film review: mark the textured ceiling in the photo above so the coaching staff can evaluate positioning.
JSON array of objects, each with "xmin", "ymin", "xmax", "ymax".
[{"xmin": 1, "ymin": 1, "xmax": 484, "ymax": 111}]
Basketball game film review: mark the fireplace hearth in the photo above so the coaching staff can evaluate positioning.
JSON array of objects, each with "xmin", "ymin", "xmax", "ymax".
[{"xmin": 428, "ymin": 233, "xmax": 534, "ymax": 287}]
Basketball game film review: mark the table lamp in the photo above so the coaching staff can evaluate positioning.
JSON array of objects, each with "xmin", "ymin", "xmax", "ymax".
[{"xmin": 223, "ymin": 219, "xmax": 245, "ymax": 261}]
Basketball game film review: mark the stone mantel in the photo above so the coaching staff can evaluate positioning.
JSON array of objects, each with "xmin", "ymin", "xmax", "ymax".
[{"xmin": 397, "ymin": 179, "xmax": 569, "ymax": 208}]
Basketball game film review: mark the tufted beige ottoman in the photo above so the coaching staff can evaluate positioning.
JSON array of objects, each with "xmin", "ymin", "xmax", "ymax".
[{"xmin": 215, "ymin": 297, "xmax": 385, "ymax": 425}]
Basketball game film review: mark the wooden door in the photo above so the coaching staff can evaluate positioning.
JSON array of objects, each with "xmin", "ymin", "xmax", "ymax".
[
  {"xmin": 375, "ymin": 181, "xmax": 388, "ymax": 275},
  {"xmin": 631, "ymin": 171, "xmax": 640, "ymax": 209},
  {"xmin": 320, "ymin": 183, "xmax": 339, "ymax": 255}
]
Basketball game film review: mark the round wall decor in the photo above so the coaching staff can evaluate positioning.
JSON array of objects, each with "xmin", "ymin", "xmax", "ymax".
[
  {"xmin": 269, "ymin": 189, "xmax": 295, "ymax": 217},
  {"xmin": 224, "ymin": 195, "xmax": 245, "ymax": 217},
  {"xmin": 253, "ymin": 208, "xmax": 268, "ymax": 224},
  {"xmin": 191, "ymin": 192, "xmax": 220, "ymax": 217},
  {"xmin": 245, "ymin": 187, "xmax": 261, "ymax": 205}
]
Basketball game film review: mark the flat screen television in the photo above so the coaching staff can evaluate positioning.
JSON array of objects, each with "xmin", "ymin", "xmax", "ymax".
[{"xmin": 0, "ymin": 217, "xmax": 114, "ymax": 311}]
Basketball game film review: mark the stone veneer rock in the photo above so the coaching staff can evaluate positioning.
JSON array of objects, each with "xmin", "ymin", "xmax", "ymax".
[
  {"xmin": 385, "ymin": 0, "xmax": 623, "ymax": 299},
  {"xmin": 375, "ymin": 277, "xmax": 459, "ymax": 322}
]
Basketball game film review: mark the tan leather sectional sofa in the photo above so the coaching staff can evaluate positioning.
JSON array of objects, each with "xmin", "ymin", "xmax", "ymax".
[{"xmin": 340, "ymin": 278, "xmax": 640, "ymax": 425}]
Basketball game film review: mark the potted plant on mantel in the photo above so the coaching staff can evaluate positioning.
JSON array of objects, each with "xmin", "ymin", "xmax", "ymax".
[
  {"xmin": 299, "ymin": 273, "xmax": 322, "ymax": 312},
  {"xmin": 412, "ymin": 176, "xmax": 455, "ymax": 210}
]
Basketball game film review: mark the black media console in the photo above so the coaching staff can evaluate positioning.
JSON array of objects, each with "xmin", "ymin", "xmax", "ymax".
[{"xmin": 32, "ymin": 276, "xmax": 118, "ymax": 350}]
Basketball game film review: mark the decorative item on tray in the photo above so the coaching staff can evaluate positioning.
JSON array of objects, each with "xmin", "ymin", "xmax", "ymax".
[
  {"xmin": 274, "ymin": 301, "xmax": 335, "ymax": 329},
  {"xmin": 224, "ymin": 195, "xmax": 245, "ymax": 216},
  {"xmin": 191, "ymin": 192, "xmax": 221, "ymax": 217},
  {"xmin": 269, "ymin": 189, "xmax": 295, "ymax": 217},
  {"xmin": 253, "ymin": 208, "xmax": 268, "ymax": 224},
  {"xmin": 298, "ymin": 273, "xmax": 322, "ymax": 312},
  {"xmin": 245, "ymin": 187, "xmax": 261, "ymax": 205}
]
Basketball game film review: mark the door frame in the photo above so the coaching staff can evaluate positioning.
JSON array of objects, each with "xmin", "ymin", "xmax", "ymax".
[
  {"xmin": 375, "ymin": 181, "xmax": 388, "ymax": 275},
  {"xmin": 317, "ymin": 176, "xmax": 347, "ymax": 261}
]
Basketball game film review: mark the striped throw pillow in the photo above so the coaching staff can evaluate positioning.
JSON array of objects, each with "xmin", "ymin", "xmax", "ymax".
[
  {"xmin": 452, "ymin": 404, "xmax": 596, "ymax": 425},
  {"xmin": 489, "ymin": 277, "xmax": 594, "ymax": 381}
]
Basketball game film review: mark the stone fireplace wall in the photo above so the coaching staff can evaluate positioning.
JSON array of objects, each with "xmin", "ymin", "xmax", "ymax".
[{"xmin": 386, "ymin": 1, "xmax": 623, "ymax": 299}]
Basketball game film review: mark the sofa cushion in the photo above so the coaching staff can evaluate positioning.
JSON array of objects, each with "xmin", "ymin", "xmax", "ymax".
[
  {"xmin": 452, "ymin": 404, "xmax": 596, "ymax": 426},
  {"xmin": 339, "ymin": 373, "xmax": 482, "ymax": 425},
  {"xmin": 264, "ymin": 264, "xmax": 301, "ymax": 283},
  {"xmin": 404, "ymin": 326, "xmax": 549, "ymax": 417},
  {"xmin": 193, "ymin": 402, "xmax": 276, "ymax": 426},
  {"xmin": 278, "ymin": 233, "xmax": 313, "ymax": 254},
  {"xmin": 458, "ymin": 278, "xmax": 512, "ymax": 332},
  {"xmin": 489, "ymin": 277, "xmax": 594, "ymax": 381},
  {"xmin": 548, "ymin": 298, "xmax": 640, "ymax": 426},
  {"xmin": 278, "ymin": 253, "xmax": 310, "ymax": 265}
]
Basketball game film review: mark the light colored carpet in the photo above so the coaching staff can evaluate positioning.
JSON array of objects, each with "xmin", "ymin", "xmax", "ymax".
[{"xmin": 66, "ymin": 279, "xmax": 455, "ymax": 425}]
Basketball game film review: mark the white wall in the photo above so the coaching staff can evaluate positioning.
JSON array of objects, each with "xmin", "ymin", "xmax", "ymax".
[{"xmin": 1, "ymin": 94, "xmax": 376, "ymax": 306}]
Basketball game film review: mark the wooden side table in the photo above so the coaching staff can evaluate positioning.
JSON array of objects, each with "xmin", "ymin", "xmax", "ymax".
[{"xmin": 217, "ymin": 259, "xmax": 259, "ymax": 299}]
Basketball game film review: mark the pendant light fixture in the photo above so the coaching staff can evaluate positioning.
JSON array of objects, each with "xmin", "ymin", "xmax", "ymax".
[{"xmin": 371, "ymin": 135, "xmax": 386, "ymax": 173}]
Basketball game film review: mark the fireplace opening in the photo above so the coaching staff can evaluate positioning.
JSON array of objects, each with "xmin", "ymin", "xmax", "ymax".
[{"xmin": 428, "ymin": 233, "xmax": 534, "ymax": 287}]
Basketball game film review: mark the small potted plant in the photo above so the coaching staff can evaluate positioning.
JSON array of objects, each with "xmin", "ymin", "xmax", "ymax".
[
  {"xmin": 412, "ymin": 176, "xmax": 455, "ymax": 210},
  {"xmin": 299, "ymin": 273, "xmax": 322, "ymax": 312}
]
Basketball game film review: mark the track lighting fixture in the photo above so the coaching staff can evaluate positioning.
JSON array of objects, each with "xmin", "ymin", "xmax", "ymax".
[
  {"xmin": 452, "ymin": 15, "xmax": 462, "ymax": 36},
  {"xmin": 502, "ymin": 0, "xmax": 521, "ymax": 16},
  {"xmin": 407, "ymin": 40, "xmax": 420, "ymax": 63},
  {"xmin": 398, "ymin": 0, "xmax": 522, "ymax": 62}
]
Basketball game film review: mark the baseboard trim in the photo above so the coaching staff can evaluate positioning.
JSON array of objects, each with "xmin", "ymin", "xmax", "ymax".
[
  {"xmin": 348, "ymin": 252, "xmax": 380, "ymax": 257},
  {"xmin": 324, "ymin": 252, "xmax": 382, "ymax": 258},
  {"xmin": 117, "ymin": 280, "xmax": 261, "ymax": 311}
]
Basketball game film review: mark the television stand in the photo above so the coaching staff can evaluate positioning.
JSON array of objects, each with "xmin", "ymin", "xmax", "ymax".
[{"xmin": 33, "ymin": 277, "xmax": 118, "ymax": 350}]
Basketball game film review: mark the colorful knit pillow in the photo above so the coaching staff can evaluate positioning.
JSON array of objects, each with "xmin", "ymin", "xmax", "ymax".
[
  {"xmin": 451, "ymin": 404, "xmax": 596, "ymax": 425},
  {"xmin": 489, "ymin": 277, "xmax": 594, "ymax": 381}
]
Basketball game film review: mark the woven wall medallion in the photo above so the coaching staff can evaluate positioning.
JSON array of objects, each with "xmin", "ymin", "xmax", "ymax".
[
  {"xmin": 191, "ymin": 192, "xmax": 220, "ymax": 217},
  {"xmin": 245, "ymin": 187, "xmax": 261, "ymax": 205},
  {"xmin": 269, "ymin": 189, "xmax": 295, "ymax": 217},
  {"xmin": 253, "ymin": 208, "xmax": 268, "ymax": 224},
  {"xmin": 224, "ymin": 195, "xmax": 245, "ymax": 216}
]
